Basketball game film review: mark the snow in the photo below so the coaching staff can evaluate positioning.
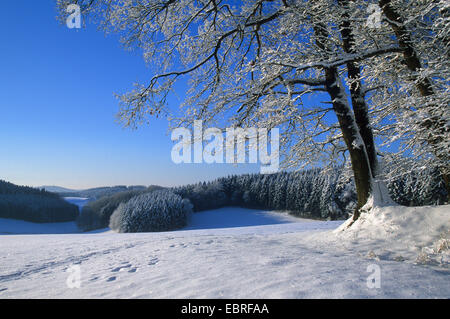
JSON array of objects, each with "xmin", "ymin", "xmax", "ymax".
[
  {"xmin": 366, "ymin": 181, "xmax": 397, "ymax": 208},
  {"xmin": 0, "ymin": 205, "xmax": 448, "ymax": 298},
  {"xmin": 184, "ymin": 207, "xmax": 315, "ymax": 230},
  {"xmin": 333, "ymin": 203, "xmax": 450, "ymax": 267}
]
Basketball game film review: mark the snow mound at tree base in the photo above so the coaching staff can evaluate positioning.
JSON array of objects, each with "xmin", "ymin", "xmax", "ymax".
[{"xmin": 333, "ymin": 203, "xmax": 450, "ymax": 268}]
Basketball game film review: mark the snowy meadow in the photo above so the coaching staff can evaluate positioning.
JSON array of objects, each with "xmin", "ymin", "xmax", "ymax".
[{"xmin": 0, "ymin": 197, "xmax": 449, "ymax": 299}]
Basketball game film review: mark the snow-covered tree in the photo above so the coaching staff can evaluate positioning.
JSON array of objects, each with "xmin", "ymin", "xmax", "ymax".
[
  {"xmin": 56, "ymin": 0, "xmax": 449, "ymax": 221},
  {"xmin": 344, "ymin": 0, "xmax": 450, "ymax": 197},
  {"xmin": 109, "ymin": 190, "xmax": 193, "ymax": 232}
]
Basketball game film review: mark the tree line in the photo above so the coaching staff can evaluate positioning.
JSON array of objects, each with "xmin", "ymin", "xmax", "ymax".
[{"xmin": 174, "ymin": 167, "xmax": 447, "ymax": 220}]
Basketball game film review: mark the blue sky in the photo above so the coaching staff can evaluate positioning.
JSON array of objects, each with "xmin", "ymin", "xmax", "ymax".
[{"xmin": 0, "ymin": 0, "xmax": 261, "ymax": 189}]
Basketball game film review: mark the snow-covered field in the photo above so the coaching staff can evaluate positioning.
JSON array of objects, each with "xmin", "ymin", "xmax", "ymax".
[{"xmin": 0, "ymin": 204, "xmax": 448, "ymax": 298}]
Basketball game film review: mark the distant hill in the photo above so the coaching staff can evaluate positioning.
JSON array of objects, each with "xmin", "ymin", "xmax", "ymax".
[
  {"xmin": 53, "ymin": 185, "xmax": 149, "ymax": 200},
  {"xmin": 40, "ymin": 186, "xmax": 79, "ymax": 193}
]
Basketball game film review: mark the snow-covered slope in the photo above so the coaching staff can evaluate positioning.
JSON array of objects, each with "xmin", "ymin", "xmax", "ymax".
[{"xmin": 0, "ymin": 206, "xmax": 448, "ymax": 298}]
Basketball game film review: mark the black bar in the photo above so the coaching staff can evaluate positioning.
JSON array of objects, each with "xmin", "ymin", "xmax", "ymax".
[{"xmin": 0, "ymin": 299, "xmax": 447, "ymax": 318}]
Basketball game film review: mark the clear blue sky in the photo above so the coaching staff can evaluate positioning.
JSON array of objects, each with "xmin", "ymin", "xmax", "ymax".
[{"xmin": 0, "ymin": 0, "xmax": 261, "ymax": 189}]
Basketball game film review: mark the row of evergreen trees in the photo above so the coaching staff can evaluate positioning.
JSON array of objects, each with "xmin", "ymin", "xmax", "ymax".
[
  {"xmin": 0, "ymin": 180, "xmax": 79, "ymax": 223},
  {"xmin": 173, "ymin": 167, "xmax": 447, "ymax": 220},
  {"xmin": 173, "ymin": 168, "xmax": 355, "ymax": 220}
]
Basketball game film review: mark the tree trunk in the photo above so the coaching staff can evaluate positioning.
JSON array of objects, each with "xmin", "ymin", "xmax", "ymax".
[
  {"xmin": 338, "ymin": 0, "xmax": 378, "ymax": 177},
  {"xmin": 313, "ymin": 23, "xmax": 374, "ymax": 221},
  {"xmin": 324, "ymin": 67, "xmax": 373, "ymax": 221},
  {"xmin": 379, "ymin": 0, "xmax": 450, "ymax": 199}
]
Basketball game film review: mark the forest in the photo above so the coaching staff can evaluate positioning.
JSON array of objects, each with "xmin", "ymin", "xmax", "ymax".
[{"xmin": 0, "ymin": 180, "xmax": 79, "ymax": 223}]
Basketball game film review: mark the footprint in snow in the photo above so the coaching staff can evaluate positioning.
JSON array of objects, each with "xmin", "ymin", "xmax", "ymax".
[
  {"xmin": 128, "ymin": 268, "xmax": 138, "ymax": 273},
  {"xmin": 148, "ymin": 258, "xmax": 159, "ymax": 266},
  {"xmin": 106, "ymin": 276, "xmax": 117, "ymax": 282},
  {"xmin": 89, "ymin": 276, "xmax": 99, "ymax": 282},
  {"xmin": 111, "ymin": 264, "xmax": 132, "ymax": 272}
]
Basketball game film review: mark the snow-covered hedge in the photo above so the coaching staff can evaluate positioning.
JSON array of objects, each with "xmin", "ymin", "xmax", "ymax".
[{"xmin": 109, "ymin": 190, "xmax": 193, "ymax": 233}]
